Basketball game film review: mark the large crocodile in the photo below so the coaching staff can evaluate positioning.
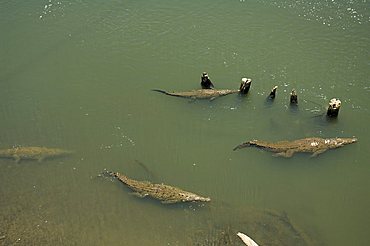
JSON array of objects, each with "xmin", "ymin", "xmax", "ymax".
[
  {"xmin": 233, "ymin": 137, "xmax": 357, "ymax": 157},
  {"xmin": 152, "ymin": 78, "xmax": 252, "ymax": 100},
  {"xmin": 107, "ymin": 171, "xmax": 211, "ymax": 204},
  {"xmin": 0, "ymin": 146, "xmax": 73, "ymax": 162}
]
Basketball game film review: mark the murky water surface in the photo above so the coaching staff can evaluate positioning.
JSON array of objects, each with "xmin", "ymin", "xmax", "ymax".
[{"xmin": 1, "ymin": 0, "xmax": 369, "ymax": 245}]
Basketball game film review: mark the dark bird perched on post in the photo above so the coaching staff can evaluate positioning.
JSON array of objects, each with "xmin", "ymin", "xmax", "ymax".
[{"xmin": 201, "ymin": 72, "xmax": 214, "ymax": 89}]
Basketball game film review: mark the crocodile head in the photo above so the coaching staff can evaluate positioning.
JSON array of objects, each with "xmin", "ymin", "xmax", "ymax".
[
  {"xmin": 328, "ymin": 137, "xmax": 358, "ymax": 148},
  {"xmin": 178, "ymin": 192, "xmax": 211, "ymax": 202},
  {"xmin": 192, "ymin": 196, "xmax": 211, "ymax": 202}
]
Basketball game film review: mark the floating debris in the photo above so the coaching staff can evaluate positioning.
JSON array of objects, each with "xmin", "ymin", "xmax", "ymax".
[{"xmin": 237, "ymin": 232, "xmax": 259, "ymax": 246}]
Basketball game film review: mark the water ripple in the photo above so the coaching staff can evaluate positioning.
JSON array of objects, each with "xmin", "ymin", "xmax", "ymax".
[{"xmin": 264, "ymin": 0, "xmax": 369, "ymax": 29}]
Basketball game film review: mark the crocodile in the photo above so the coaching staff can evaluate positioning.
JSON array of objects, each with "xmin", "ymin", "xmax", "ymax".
[
  {"xmin": 233, "ymin": 137, "xmax": 357, "ymax": 157},
  {"xmin": 152, "ymin": 78, "xmax": 252, "ymax": 100},
  {"xmin": 0, "ymin": 146, "xmax": 73, "ymax": 162},
  {"xmin": 191, "ymin": 206, "xmax": 316, "ymax": 246},
  {"xmin": 107, "ymin": 171, "xmax": 211, "ymax": 204}
]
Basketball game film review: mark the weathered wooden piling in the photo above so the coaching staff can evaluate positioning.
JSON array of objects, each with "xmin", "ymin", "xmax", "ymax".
[
  {"xmin": 268, "ymin": 86, "xmax": 278, "ymax": 99},
  {"xmin": 327, "ymin": 98, "xmax": 341, "ymax": 117},
  {"xmin": 239, "ymin": 78, "xmax": 252, "ymax": 94},
  {"xmin": 201, "ymin": 72, "xmax": 214, "ymax": 89},
  {"xmin": 290, "ymin": 89, "xmax": 298, "ymax": 104}
]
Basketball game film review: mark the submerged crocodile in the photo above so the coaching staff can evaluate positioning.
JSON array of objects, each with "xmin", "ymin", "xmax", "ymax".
[
  {"xmin": 191, "ymin": 206, "xmax": 316, "ymax": 246},
  {"xmin": 107, "ymin": 171, "xmax": 211, "ymax": 204},
  {"xmin": 152, "ymin": 78, "xmax": 252, "ymax": 100},
  {"xmin": 0, "ymin": 146, "xmax": 73, "ymax": 162},
  {"xmin": 233, "ymin": 137, "xmax": 357, "ymax": 157}
]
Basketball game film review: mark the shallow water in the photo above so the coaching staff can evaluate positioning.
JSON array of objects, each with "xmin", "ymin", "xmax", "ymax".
[{"xmin": 1, "ymin": 0, "xmax": 369, "ymax": 245}]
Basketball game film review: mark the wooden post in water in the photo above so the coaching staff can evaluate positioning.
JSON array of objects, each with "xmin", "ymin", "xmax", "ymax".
[
  {"xmin": 239, "ymin": 78, "xmax": 252, "ymax": 94},
  {"xmin": 268, "ymin": 86, "xmax": 278, "ymax": 99},
  {"xmin": 327, "ymin": 98, "xmax": 341, "ymax": 117},
  {"xmin": 290, "ymin": 89, "xmax": 298, "ymax": 104}
]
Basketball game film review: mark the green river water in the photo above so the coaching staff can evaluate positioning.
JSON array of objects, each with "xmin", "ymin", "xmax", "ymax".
[{"xmin": 1, "ymin": 0, "xmax": 369, "ymax": 245}]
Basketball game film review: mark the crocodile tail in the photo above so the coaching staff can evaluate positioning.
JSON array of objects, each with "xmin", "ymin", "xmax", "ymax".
[
  {"xmin": 152, "ymin": 89, "xmax": 170, "ymax": 95},
  {"xmin": 233, "ymin": 141, "xmax": 255, "ymax": 151},
  {"xmin": 151, "ymin": 89, "xmax": 183, "ymax": 98}
]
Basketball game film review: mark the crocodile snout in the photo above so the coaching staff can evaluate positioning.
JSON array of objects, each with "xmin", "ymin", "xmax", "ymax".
[{"xmin": 338, "ymin": 137, "xmax": 358, "ymax": 145}]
